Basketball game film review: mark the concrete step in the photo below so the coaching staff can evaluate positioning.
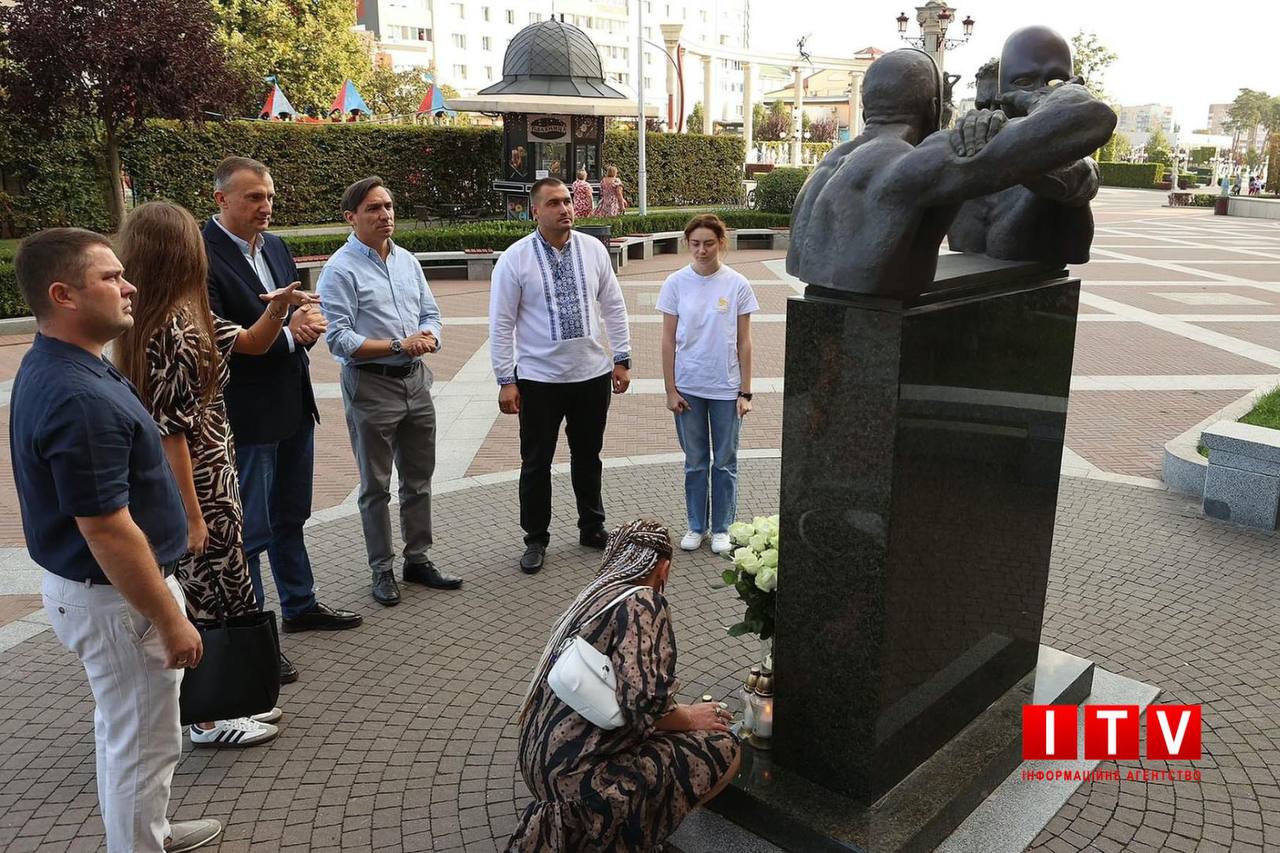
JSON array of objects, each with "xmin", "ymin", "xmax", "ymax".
[{"xmin": 668, "ymin": 808, "xmax": 787, "ymax": 853}]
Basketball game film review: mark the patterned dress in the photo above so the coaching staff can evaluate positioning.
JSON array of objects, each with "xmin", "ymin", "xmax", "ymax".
[
  {"xmin": 145, "ymin": 309, "xmax": 256, "ymax": 621},
  {"xmin": 571, "ymin": 180, "xmax": 595, "ymax": 219},
  {"xmin": 508, "ymin": 587, "xmax": 740, "ymax": 852},
  {"xmin": 592, "ymin": 177, "xmax": 627, "ymax": 217}
]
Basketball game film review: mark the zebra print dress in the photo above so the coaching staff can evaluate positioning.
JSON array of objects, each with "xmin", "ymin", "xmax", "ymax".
[
  {"xmin": 508, "ymin": 587, "xmax": 740, "ymax": 852},
  {"xmin": 145, "ymin": 309, "xmax": 256, "ymax": 621}
]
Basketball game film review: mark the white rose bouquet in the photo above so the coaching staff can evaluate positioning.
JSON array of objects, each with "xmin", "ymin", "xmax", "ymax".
[{"xmin": 718, "ymin": 514, "xmax": 779, "ymax": 639}]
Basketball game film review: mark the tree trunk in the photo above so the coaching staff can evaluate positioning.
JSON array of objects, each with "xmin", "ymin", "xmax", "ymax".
[{"xmin": 103, "ymin": 123, "xmax": 125, "ymax": 229}]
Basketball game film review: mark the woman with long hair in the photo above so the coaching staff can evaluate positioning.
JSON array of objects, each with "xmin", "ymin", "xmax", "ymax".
[
  {"xmin": 591, "ymin": 164, "xmax": 627, "ymax": 217},
  {"xmin": 658, "ymin": 214, "xmax": 758, "ymax": 556},
  {"xmin": 507, "ymin": 520, "xmax": 741, "ymax": 852},
  {"xmin": 114, "ymin": 200, "xmax": 317, "ymax": 748}
]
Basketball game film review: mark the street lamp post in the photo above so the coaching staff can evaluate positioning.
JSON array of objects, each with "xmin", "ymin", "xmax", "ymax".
[
  {"xmin": 895, "ymin": 2, "xmax": 974, "ymax": 74},
  {"xmin": 637, "ymin": 0, "xmax": 647, "ymax": 214}
]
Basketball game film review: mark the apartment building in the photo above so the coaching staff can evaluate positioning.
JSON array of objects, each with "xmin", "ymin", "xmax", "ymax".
[{"xmin": 356, "ymin": 0, "xmax": 751, "ymax": 123}]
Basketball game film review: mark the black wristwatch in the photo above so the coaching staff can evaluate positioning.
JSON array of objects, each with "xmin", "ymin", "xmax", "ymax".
[
  {"xmin": 739, "ymin": 392, "xmax": 753, "ymax": 401},
  {"xmin": 389, "ymin": 339, "xmax": 403, "ymax": 354},
  {"xmin": 615, "ymin": 358, "xmax": 631, "ymax": 369}
]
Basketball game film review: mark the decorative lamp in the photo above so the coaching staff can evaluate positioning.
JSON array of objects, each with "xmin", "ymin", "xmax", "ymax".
[
  {"xmin": 962, "ymin": 15, "xmax": 975, "ymax": 37},
  {"xmin": 896, "ymin": 12, "xmax": 909, "ymax": 33},
  {"xmin": 748, "ymin": 670, "xmax": 774, "ymax": 749}
]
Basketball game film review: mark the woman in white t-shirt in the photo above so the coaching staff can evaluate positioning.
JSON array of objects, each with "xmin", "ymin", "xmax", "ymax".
[{"xmin": 657, "ymin": 214, "xmax": 759, "ymax": 555}]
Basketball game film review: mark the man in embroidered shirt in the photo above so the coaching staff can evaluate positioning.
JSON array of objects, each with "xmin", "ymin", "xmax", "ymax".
[
  {"xmin": 488, "ymin": 177, "xmax": 632, "ymax": 574},
  {"xmin": 317, "ymin": 176, "xmax": 463, "ymax": 606}
]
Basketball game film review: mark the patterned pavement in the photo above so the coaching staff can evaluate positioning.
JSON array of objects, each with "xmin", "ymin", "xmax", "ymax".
[{"xmin": 2, "ymin": 188, "xmax": 1280, "ymax": 850}]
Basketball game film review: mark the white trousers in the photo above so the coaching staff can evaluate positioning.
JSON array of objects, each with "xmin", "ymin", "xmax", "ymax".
[{"xmin": 43, "ymin": 572, "xmax": 185, "ymax": 853}]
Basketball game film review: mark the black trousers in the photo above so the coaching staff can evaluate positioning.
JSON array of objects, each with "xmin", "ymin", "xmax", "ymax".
[{"xmin": 517, "ymin": 372, "xmax": 612, "ymax": 547}]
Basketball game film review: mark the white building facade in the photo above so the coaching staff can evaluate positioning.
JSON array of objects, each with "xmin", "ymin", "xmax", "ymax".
[{"xmin": 355, "ymin": 0, "xmax": 751, "ymax": 125}]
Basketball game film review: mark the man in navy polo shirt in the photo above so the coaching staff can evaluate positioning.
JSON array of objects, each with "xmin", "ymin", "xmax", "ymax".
[{"xmin": 9, "ymin": 229, "xmax": 221, "ymax": 853}]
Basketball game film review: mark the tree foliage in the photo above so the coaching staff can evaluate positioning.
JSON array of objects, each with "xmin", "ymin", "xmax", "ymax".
[
  {"xmin": 1096, "ymin": 132, "xmax": 1131, "ymax": 163},
  {"xmin": 0, "ymin": 0, "xmax": 245, "ymax": 225},
  {"xmin": 1144, "ymin": 125, "xmax": 1171, "ymax": 165},
  {"xmin": 756, "ymin": 101, "xmax": 792, "ymax": 142},
  {"xmin": 1071, "ymin": 31, "xmax": 1117, "ymax": 102},
  {"xmin": 211, "ymin": 0, "xmax": 373, "ymax": 116},
  {"xmin": 1226, "ymin": 88, "xmax": 1280, "ymax": 155},
  {"xmin": 807, "ymin": 114, "xmax": 837, "ymax": 143},
  {"xmin": 364, "ymin": 67, "xmax": 433, "ymax": 116},
  {"xmin": 687, "ymin": 101, "xmax": 705, "ymax": 133}
]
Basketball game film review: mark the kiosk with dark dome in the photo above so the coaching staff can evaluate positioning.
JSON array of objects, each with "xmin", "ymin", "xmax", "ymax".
[{"xmin": 447, "ymin": 17, "xmax": 656, "ymax": 219}]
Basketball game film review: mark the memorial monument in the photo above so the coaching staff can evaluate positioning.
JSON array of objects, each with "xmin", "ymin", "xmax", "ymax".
[{"xmin": 709, "ymin": 35, "xmax": 1117, "ymax": 852}]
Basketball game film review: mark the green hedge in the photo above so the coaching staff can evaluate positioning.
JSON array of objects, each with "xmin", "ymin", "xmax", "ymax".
[
  {"xmin": 1098, "ymin": 162, "xmax": 1161, "ymax": 188},
  {"xmin": 1189, "ymin": 194, "xmax": 1219, "ymax": 207},
  {"xmin": 280, "ymin": 210, "xmax": 790, "ymax": 257},
  {"xmin": 0, "ymin": 118, "xmax": 112, "ymax": 236},
  {"xmin": 0, "ymin": 263, "xmax": 21, "ymax": 319},
  {"xmin": 117, "ymin": 122, "xmax": 745, "ymax": 227},
  {"xmin": 122, "ymin": 122, "xmax": 503, "ymax": 226},
  {"xmin": 603, "ymin": 131, "xmax": 745, "ymax": 207},
  {"xmin": 755, "ymin": 167, "xmax": 811, "ymax": 213}
]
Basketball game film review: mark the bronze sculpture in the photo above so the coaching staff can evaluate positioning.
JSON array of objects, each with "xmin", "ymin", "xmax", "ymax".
[
  {"xmin": 787, "ymin": 43, "xmax": 1116, "ymax": 300},
  {"xmin": 948, "ymin": 26, "xmax": 1112, "ymax": 264}
]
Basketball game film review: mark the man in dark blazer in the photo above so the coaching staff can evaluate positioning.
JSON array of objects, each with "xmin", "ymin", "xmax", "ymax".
[{"xmin": 205, "ymin": 157, "xmax": 362, "ymax": 683}]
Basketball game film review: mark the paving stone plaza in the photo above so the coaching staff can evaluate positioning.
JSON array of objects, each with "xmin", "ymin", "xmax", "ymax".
[{"xmin": 2, "ymin": 188, "xmax": 1279, "ymax": 851}]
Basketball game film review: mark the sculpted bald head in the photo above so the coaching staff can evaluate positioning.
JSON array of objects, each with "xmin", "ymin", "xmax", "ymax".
[
  {"xmin": 998, "ymin": 26, "xmax": 1073, "ymax": 113},
  {"xmin": 861, "ymin": 48, "xmax": 944, "ymax": 134}
]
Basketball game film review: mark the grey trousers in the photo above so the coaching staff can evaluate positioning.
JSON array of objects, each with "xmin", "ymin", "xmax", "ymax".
[{"xmin": 340, "ymin": 363, "xmax": 436, "ymax": 574}]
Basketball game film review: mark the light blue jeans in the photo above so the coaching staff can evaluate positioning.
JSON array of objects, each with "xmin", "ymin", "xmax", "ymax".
[{"xmin": 673, "ymin": 394, "xmax": 742, "ymax": 534}]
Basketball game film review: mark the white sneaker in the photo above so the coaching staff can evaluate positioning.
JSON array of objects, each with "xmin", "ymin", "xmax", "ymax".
[
  {"xmin": 165, "ymin": 819, "xmax": 222, "ymax": 852},
  {"xmin": 251, "ymin": 707, "xmax": 283, "ymax": 724},
  {"xmin": 189, "ymin": 717, "xmax": 279, "ymax": 748},
  {"xmin": 680, "ymin": 531, "xmax": 705, "ymax": 550},
  {"xmin": 710, "ymin": 533, "xmax": 733, "ymax": 554}
]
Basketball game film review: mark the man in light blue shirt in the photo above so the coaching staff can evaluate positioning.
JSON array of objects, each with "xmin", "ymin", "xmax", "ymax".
[{"xmin": 317, "ymin": 176, "xmax": 462, "ymax": 606}]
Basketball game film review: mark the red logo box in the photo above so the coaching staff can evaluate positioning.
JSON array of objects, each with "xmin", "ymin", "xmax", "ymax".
[
  {"xmin": 1084, "ymin": 705, "xmax": 1141, "ymax": 759},
  {"xmin": 1022, "ymin": 705, "xmax": 1077, "ymax": 760},
  {"xmin": 1147, "ymin": 705, "xmax": 1202, "ymax": 760}
]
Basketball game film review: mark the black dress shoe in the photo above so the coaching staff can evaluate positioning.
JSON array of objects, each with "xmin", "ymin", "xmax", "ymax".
[
  {"xmin": 370, "ymin": 571, "xmax": 400, "ymax": 606},
  {"xmin": 282, "ymin": 602, "xmax": 365, "ymax": 633},
  {"xmin": 403, "ymin": 560, "xmax": 463, "ymax": 589},
  {"xmin": 520, "ymin": 544, "xmax": 546, "ymax": 574},
  {"xmin": 579, "ymin": 527, "xmax": 609, "ymax": 549},
  {"xmin": 279, "ymin": 652, "xmax": 299, "ymax": 685}
]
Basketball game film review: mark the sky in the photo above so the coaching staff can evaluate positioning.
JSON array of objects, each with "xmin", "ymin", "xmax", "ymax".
[{"xmin": 748, "ymin": 0, "xmax": 1276, "ymax": 132}]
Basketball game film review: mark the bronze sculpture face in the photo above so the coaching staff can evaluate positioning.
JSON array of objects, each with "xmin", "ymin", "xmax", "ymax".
[{"xmin": 997, "ymin": 26, "xmax": 1073, "ymax": 117}]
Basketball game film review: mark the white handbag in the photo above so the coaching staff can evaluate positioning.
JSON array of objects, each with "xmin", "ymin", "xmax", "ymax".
[{"xmin": 547, "ymin": 586, "xmax": 643, "ymax": 729}]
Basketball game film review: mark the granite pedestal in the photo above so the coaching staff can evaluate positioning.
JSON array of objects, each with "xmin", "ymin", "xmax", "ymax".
[{"xmin": 766, "ymin": 255, "xmax": 1080, "ymax": 801}]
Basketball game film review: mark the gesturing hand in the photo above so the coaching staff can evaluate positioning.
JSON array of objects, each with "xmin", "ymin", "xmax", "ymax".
[{"xmin": 259, "ymin": 281, "xmax": 321, "ymax": 310}]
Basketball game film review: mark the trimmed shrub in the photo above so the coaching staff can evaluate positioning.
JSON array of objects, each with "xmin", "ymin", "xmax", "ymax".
[
  {"xmin": 122, "ymin": 122, "xmax": 503, "ymax": 226},
  {"xmin": 603, "ymin": 131, "xmax": 745, "ymax": 206},
  {"xmin": 279, "ymin": 210, "xmax": 791, "ymax": 257},
  {"xmin": 0, "ymin": 263, "xmax": 22, "ymax": 319},
  {"xmin": 0, "ymin": 117, "xmax": 112, "ymax": 236},
  {"xmin": 1098, "ymin": 162, "xmax": 1161, "ymax": 188},
  {"xmin": 1189, "ymin": 194, "xmax": 1219, "ymax": 207},
  {"xmin": 755, "ymin": 167, "xmax": 811, "ymax": 213},
  {"xmin": 118, "ymin": 122, "xmax": 745, "ymax": 227}
]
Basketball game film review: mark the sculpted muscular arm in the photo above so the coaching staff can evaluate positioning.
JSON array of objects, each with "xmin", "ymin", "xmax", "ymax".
[{"xmin": 890, "ymin": 84, "xmax": 1116, "ymax": 208}]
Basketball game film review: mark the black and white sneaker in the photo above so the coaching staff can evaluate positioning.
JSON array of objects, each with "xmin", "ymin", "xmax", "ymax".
[{"xmin": 189, "ymin": 717, "xmax": 279, "ymax": 748}]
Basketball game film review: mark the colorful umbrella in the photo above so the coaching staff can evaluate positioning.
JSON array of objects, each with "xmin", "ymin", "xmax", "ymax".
[
  {"xmin": 260, "ymin": 84, "xmax": 297, "ymax": 119},
  {"xmin": 330, "ymin": 79, "xmax": 371, "ymax": 116},
  {"xmin": 416, "ymin": 83, "xmax": 455, "ymax": 117}
]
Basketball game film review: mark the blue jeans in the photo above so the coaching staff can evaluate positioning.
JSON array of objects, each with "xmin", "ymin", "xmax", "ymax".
[
  {"xmin": 236, "ymin": 417, "xmax": 318, "ymax": 620},
  {"xmin": 673, "ymin": 394, "xmax": 742, "ymax": 535}
]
